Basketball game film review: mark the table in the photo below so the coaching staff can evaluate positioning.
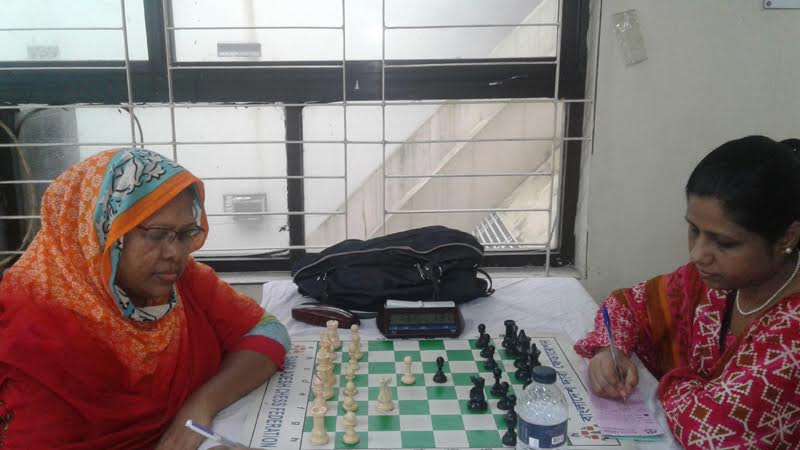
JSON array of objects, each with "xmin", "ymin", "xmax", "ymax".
[{"xmin": 203, "ymin": 278, "xmax": 680, "ymax": 450}]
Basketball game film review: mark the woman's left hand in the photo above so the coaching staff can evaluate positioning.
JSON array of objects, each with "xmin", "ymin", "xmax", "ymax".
[{"xmin": 154, "ymin": 400, "xmax": 214, "ymax": 450}]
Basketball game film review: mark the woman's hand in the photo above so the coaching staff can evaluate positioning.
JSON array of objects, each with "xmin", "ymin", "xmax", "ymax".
[
  {"xmin": 154, "ymin": 399, "xmax": 214, "ymax": 450},
  {"xmin": 588, "ymin": 347, "xmax": 638, "ymax": 400}
]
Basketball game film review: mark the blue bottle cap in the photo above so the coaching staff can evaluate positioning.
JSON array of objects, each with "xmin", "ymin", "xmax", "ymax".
[{"xmin": 532, "ymin": 366, "xmax": 557, "ymax": 384}]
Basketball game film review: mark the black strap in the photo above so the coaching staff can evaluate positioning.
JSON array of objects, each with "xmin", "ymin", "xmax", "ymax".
[{"xmin": 477, "ymin": 268, "xmax": 494, "ymax": 296}]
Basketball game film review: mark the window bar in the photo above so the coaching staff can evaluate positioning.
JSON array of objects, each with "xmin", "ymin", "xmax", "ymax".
[
  {"xmin": 0, "ymin": 66, "xmax": 127, "ymax": 71},
  {"xmin": 341, "ymin": 0, "xmax": 349, "ymax": 240},
  {"xmin": 0, "ymin": 136, "xmax": 590, "ymax": 149},
  {"xmin": 120, "ymin": 0, "xmax": 137, "ymax": 148},
  {"xmin": 170, "ymin": 64, "xmax": 344, "ymax": 70},
  {"xmin": 386, "ymin": 207, "xmax": 551, "ymax": 214},
  {"xmin": 0, "ymin": 27, "xmax": 123, "ymax": 31},
  {"xmin": 167, "ymin": 25, "xmax": 342, "ymax": 30},
  {"xmin": 384, "ymin": 23, "xmax": 559, "ymax": 30},
  {"xmin": 384, "ymin": 60, "xmax": 555, "ymax": 69},
  {"xmin": 545, "ymin": 0, "xmax": 564, "ymax": 277},
  {"xmin": 381, "ymin": 0, "xmax": 387, "ymax": 237},
  {"xmin": 162, "ymin": 0, "xmax": 178, "ymax": 161},
  {"xmin": 385, "ymin": 172, "xmax": 554, "ymax": 179},
  {"xmin": 0, "ymin": 98, "xmax": 594, "ymax": 111}
]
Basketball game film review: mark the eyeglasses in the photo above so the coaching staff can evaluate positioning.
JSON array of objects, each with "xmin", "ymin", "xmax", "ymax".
[{"xmin": 136, "ymin": 225, "xmax": 204, "ymax": 247}]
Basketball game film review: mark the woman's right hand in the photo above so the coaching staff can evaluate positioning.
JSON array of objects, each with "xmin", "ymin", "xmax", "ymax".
[{"xmin": 588, "ymin": 347, "xmax": 639, "ymax": 400}]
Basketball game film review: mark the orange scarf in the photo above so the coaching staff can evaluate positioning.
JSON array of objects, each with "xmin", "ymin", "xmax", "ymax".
[{"xmin": 1, "ymin": 148, "xmax": 208, "ymax": 378}]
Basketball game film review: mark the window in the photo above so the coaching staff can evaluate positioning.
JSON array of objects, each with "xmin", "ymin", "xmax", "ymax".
[{"xmin": 0, "ymin": 0, "xmax": 591, "ymax": 272}]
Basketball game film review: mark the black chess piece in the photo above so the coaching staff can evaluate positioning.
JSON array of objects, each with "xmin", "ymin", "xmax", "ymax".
[
  {"xmin": 517, "ymin": 329, "xmax": 528, "ymax": 343},
  {"xmin": 480, "ymin": 343, "xmax": 495, "ymax": 359},
  {"xmin": 523, "ymin": 377, "xmax": 532, "ymax": 390},
  {"xmin": 497, "ymin": 385, "xmax": 513, "ymax": 410},
  {"xmin": 433, "ymin": 356, "xmax": 448, "ymax": 383},
  {"xmin": 515, "ymin": 360, "xmax": 531, "ymax": 381},
  {"xmin": 484, "ymin": 354, "xmax": 498, "ymax": 371},
  {"xmin": 513, "ymin": 347, "xmax": 529, "ymax": 369},
  {"xmin": 531, "ymin": 343, "xmax": 541, "ymax": 359},
  {"xmin": 476, "ymin": 323, "xmax": 488, "ymax": 349},
  {"xmin": 467, "ymin": 376, "xmax": 488, "ymax": 411},
  {"xmin": 506, "ymin": 394, "xmax": 517, "ymax": 411},
  {"xmin": 505, "ymin": 324, "xmax": 520, "ymax": 357},
  {"xmin": 530, "ymin": 346, "xmax": 542, "ymax": 368},
  {"xmin": 502, "ymin": 410, "xmax": 518, "ymax": 446},
  {"xmin": 490, "ymin": 367, "xmax": 504, "ymax": 396},
  {"xmin": 502, "ymin": 320, "xmax": 516, "ymax": 348}
]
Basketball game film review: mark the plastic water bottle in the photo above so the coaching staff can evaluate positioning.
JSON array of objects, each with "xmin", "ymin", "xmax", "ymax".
[{"xmin": 516, "ymin": 366, "xmax": 568, "ymax": 449}]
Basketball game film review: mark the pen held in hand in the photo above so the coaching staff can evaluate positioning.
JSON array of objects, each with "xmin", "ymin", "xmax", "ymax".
[
  {"xmin": 601, "ymin": 304, "xmax": 628, "ymax": 404},
  {"xmin": 185, "ymin": 419, "xmax": 247, "ymax": 449}
]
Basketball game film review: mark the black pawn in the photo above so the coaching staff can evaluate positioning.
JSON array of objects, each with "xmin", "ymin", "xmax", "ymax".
[
  {"xmin": 490, "ymin": 367, "xmax": 504, "ymax": 396},
  {"xmin": 502, "ymin": 320, "xmax": 516, "ymax": 348},
  {"xmin": 499, "ymin": 393, "xmax": 516, "ymax": 411},
  {"xmin": 433, "ymin": 356, "xmax": 448, "ymax": 383},
  {"xmin": 480, "ymin": 343, "xmax": 495, "ymax": 359},
  {"xmin": 502, "ymin": 410, "xmax": 518, "ymax": 446},
  {"xmin": 484, "ymin": 355, "xmax": 497, "ymax": 371},
  {"xmin": 476, "ymin": 323, "xmax": 488, "ymax": 349}
]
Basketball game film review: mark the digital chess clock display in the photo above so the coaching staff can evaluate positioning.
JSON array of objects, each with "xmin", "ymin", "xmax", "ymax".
[{"xmin": 377, "ymin": 300, "xmax": 464, "ymax": 338}]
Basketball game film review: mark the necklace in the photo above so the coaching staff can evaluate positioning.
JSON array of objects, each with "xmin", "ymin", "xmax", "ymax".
[{"xmin": 736, "ymin": 254, "xmax": 800, "ymax": 316}]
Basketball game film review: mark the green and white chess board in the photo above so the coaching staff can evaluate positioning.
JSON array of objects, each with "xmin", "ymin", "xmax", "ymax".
[{"xmin": 241, "ymin": 336, "xmax": 635, "ymax": 449}]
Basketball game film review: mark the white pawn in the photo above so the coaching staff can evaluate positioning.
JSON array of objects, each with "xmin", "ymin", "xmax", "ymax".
[
  {"xmin": 376, "ymin": 377, "xmax": 395, "ymax": 412},
  {"xmin": 401, "ymin": 355, "xmax": 416, "ymax": 385},
  {"xmin": 343, "ymin": 391, "xmax": 358, "ymax": 412},
  {"xmin": 342, "ymin": 421, "xmax": 360, "ymax": 445},
  {"xmin": 327, "ymin": 320, "xmax": 341, "ymax": 350},
  {"xmin": 344, "ymin": 378, "xmax": 358, "ymax": 397},
  {"xmin": 345, "ymin": 365, "xmax": 356, "ymax": 382},
  {"xmin": 342, "ymin": 410, "xmax": 357, "ymax": 428},
  {"xmin": 311, "ymin": 375, "xmax": 327, "ymax": 410},
  {"xmin": 349, "ymin": 325, "xmax": 363, "ymax": 361},
  {"xmin": 348, "ymin": 354, "xmax": 359, "ymax": 373},
  {"xmin": 309, "ymin": 406, "xmax": 329, "ymax": 446}
]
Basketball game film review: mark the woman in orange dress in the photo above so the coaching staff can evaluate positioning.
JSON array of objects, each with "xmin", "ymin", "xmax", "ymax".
[{"xmin": 0, "ymin": 148, "xmax": 290, "ymax": 449}]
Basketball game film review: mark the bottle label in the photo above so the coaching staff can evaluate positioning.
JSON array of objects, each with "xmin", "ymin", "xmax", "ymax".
[{"xmin": 517, "ymin": 417, "xmax": 567, "ymax": 449}]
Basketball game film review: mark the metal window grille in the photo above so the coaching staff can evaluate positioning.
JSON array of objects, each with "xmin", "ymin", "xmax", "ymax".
[{"xmin": 0, "ymin": 0, "xmax": 594, "ymax": 273}]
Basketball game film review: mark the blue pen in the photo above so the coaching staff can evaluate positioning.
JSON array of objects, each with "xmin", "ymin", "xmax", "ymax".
[{"xmin": 601, "ymin": 304, "xmax": 627, "ymax": 403}]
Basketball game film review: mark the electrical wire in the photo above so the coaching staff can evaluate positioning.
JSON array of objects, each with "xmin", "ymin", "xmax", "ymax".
[{"xmin": 0, "ymin": 119, "xmax": 37, "ymax": 270}]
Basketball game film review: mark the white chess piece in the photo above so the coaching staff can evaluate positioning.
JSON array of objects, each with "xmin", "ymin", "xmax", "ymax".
[
  {"xmin": 348, "ymin": 354, "xmax": 359, "ymax": 373},
  {"xmin": 309, "ymin": 406, "xmax": 329, "ymax": 445},
  {"xmin": 345, "ymin": 365, "xmax": 356, "ymax": 382},
  {"xmin": 327, "ymin": 320, "xmax": 341, "ymax": 350},
  {"xmin": 342, "ymin": 421, "xmax": 360, "ymax": 445},
  {"xmin": 344, "ymin": 379, "xmax": 358, "ymax": 397},
  {"xmin": 312, "ymin": 375, "xmax": 327, "ymax": 409},
  {"xmin": 319, "ymin": 334, "xmax": 335, "ymax": 362},
  {"xmin": 343, "ymin": 391, "xmax": 358, "ymax": 412},
  {"xmin": 349, "ymin": 324, "xmax": 363, "ymax": 361},
  {"xmin": 342, "ymin": 411, "xmax": 357, "ymax": 428},
  {"xmin": 321, "ymin": 367, "xmax": 335, "ymax": 400},
  {"xmin": 401, "ymin": 355, "xmax": 416, "ymax": 385},
  {"xmin": 376, "ymin": 377, "xmax": 395, "ymax": 412}
]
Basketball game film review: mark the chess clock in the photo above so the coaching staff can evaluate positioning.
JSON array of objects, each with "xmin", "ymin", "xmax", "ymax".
[{"xmin": 377, "ymin": 300, "xmax": 464, "ymax": 338}]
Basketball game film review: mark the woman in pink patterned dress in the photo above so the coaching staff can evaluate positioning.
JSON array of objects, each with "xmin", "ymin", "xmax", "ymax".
[{"xmin": 575, "ymin": 136, "xmax": 800, "ymax": 449}]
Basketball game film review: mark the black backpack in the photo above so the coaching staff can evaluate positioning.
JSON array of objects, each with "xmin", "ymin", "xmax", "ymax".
[{"xmin": 291, "ymin": 226, "xmax": 494, "ymax": 312}]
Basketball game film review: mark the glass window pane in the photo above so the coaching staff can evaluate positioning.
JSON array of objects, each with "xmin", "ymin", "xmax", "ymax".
[
  {"xmin": 0, "ymin": 0, "xmax": 148, "ymax": 61},
  {"xmin": 170, "ymin": 0, "xmax": 556, "ymax": 61}
]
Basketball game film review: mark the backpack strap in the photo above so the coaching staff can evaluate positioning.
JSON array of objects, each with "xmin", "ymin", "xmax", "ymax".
[{"xmin": 477, "ymin": 268, "xmax": 494, "ymax": 296}]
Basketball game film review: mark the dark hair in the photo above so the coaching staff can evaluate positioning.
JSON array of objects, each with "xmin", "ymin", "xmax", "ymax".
[{"xmin": 686, "ymin": 135, "xmax": 800, "ymax": 244}]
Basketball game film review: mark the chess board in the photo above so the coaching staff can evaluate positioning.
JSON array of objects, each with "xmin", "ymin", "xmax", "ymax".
[{"xmin": 239, "ymin": 336, "xmax": 635, "ymax": 449}]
